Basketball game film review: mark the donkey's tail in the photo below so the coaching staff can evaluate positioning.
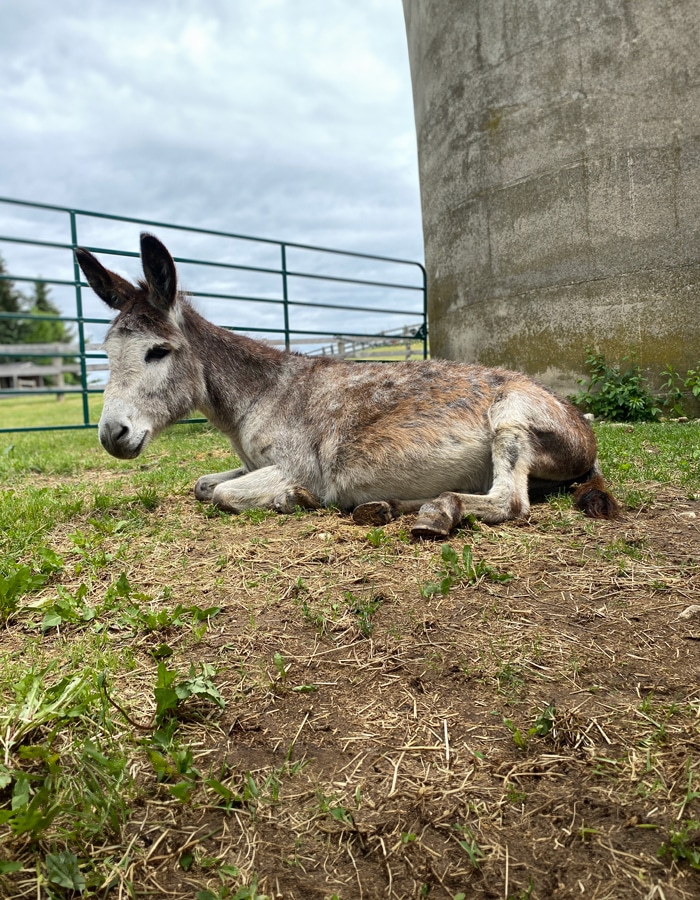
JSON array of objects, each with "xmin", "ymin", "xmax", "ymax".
[{"xmin": 572, "ymin": 464, "xmax": 620, "ymax": 520}]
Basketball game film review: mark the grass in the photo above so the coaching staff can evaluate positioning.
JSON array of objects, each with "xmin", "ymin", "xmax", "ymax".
[
  {"xmin": 0, "ymin": 419, "xmax": 699, "ymax": 898},
  {"xmin": 0, "ymin": 393, "xmax": 105, "ymax": 430}
]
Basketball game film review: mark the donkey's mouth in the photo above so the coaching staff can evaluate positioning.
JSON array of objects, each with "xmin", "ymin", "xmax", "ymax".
[
  {"xmin": 114, "ymin": 431, "xmax": 150, "ymax": 459},
  {"xmin": 99, "ymin": 425, "xmax": 150, "ymax": 459}
]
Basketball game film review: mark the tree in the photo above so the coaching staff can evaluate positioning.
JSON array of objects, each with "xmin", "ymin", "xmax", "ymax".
[
  {"xmin": 24, "ymin": 280, "xmax": 74, "ymax": 346},
  {"xmin": 0, "ymin": 257, "xmax": 76, "ymax": 381},
  {"xmin": 0, "ymin": 255, "xmax": 27, "ymax": 346}
]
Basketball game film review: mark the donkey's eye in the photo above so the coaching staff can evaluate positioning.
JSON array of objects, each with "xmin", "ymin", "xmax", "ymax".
[{"xmin": 145, "ymin": 345, "xmax": 171, "ymax": 363}]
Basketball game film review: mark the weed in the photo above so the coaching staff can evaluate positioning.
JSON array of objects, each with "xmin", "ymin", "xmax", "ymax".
[
  {"xmin": 622, "ymin": 487, "xmax": 655, "ymax": 510},
  {"xmin": 37, "ymin": 582, "xmax": 95, "ymax": 631},
  {"xmin": 120, "ymin": 599, "xmax": 221, "ymax": 636},
  {"xmin": 496, "ymin": 662, "xmax": 525, "ymax": 696},
  {"xmin": 345, "ymin": 591, "xmax": 384, "ymax": 636},
  {"xmin": 506, "ymin": 783, "xmax": 527, "ymax": 804},
  {"xmin": 503, "ymin": 717, "xmax": 528, "ymax": 750},
  {"xmin": 297, "ymin": 597, "xmax": 331, "ymax": 634},
  {"xmin": 317, "ymin": 790, "xmax": 355, "ymax": 828},
  {"xmin": 45, "ymin": 850, "xmax": 86, "ymax": 893},
  {"xmin": 572, "ymin": 349, "xmax": 660, "ymax": 422},
  {"xmin": 147, "ymin": 722, "xmax": 201, "ymax": 801},
  {"xmin": 659, "ymin": 363, "xmax": 700, "ymax": 416},
  {"xmin": 658, "ymin": 819, "xmax": 700, "ymax": 870},
  {"xmin": 366, "ymin": 527, "xmax": 390, "ymax": 548},
  {"xmin": 599, "ymin": 537, "xmax": 645, "ymax": 563},
  {"xmin": 675, "ymin": 760, "xmax": 700, "ymax": 820},
  {"xmin": 196, "ymin": 873, "xmax": 268, "ymax": 900},
  {"xmin": 530, "ymin": 703, "xmax": 556, "ymax": 737},
  {"xmin": 453, "ymin": 823, "xmax": 485, "ymax": 868},
  {"xmin": 419, "ymin": 544, "xmax": 512, "ymax": 598},
  {"xmin": 1, "ymin": 664, "xmax": 93, "ymax": 752},
  {"xmin": 578, "ymin": 823, "xmax": 599, "ymax": 842},
  {"xmin": 154, "ymin": 661, "xmax": 226, "ymax": 724},
  {"xmin": 238, "ymin": 508, "xmax": 276, "ymax": 525},
  {"xmin": 0, "ymin": 563, "xmax": 48, "ymax": 622},
  {"xmin": 504, "ymin": 704, "xmax": 557, "ymax": 750},
  {"xmin": 508, "ymin": 880, "xmax": 534, "ymax": 900}
]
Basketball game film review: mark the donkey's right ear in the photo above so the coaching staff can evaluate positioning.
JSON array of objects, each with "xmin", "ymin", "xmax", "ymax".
[{"xmin": 75, "ymin": 248, "xmax": 138, "ymax": 310}]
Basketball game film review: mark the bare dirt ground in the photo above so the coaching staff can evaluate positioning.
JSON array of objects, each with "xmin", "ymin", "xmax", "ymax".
[
  {"xmin": 110, "ymin": 488, "xmax": 700, "ymax": 898},
  {"xmin": 4, "ymin": 483, "xmax": 700, "ymax": 899}
]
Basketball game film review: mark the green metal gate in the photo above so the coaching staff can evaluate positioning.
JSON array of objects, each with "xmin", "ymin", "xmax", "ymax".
[{"xmin": 0, "ymin": 197, "xmax": 427, "ymax": 434}]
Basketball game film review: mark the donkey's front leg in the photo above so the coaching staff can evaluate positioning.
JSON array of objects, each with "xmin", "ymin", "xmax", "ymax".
[
  {"xmin": 210, "ymin": 465, "xmax": 320, "ymax": 514},
  {"xmin": 194, "ymin": 467, "xmax": 248, "ymax": 501}
]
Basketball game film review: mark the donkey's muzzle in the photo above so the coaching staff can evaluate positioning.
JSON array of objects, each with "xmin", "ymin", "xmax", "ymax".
[{"xmin": 98, "ymin": 417, "xmax": 148, "ymax": 459}]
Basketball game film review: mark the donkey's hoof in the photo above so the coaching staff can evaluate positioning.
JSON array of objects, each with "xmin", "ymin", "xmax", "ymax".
[
  {"xmin": 194, "ymin": 477, "xmax": 216, "ymax": 501},
  {"xmin": 352, "ymin": 501, "xmax": 393, "ymax": 526},
  {"xmin": 411, "ymin": 510, "xmax": 453, "ymax": 540},
  {"xmin": 273, "ymin": 487, "xmax": 321, "ymax": 514}
]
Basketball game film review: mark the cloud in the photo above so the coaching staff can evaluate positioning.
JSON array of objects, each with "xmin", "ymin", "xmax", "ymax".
[
  {"xmin": 0, "ymin": 1, "xmax": 421, "ymax": 244},
  {"xmin": 0, "ymin": 0, "xmax": 424, "ymax": 344}
]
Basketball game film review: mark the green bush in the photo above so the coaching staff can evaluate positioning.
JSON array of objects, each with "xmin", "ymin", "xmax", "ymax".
[
  {"xmin": 659, "ymin": 364, "xmax": 700, "ymax": 417},
  {"xmin": 572, "ymin": 350, "xmax": 661, "ymax": 422}
]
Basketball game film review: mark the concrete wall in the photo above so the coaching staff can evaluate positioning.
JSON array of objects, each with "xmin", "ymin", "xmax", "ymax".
[{"xmin": 402, "ymin": 0, "xmax": 700, "ymax": 396}]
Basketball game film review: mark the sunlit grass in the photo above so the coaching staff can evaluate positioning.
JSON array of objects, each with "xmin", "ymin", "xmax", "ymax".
[{"xmin": 0, "ymin": 393, "xmax": 105, "ymax": 430}]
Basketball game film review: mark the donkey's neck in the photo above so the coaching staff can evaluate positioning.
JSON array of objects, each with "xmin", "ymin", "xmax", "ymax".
[{"xmin": 182, "ymin": 303, "xmax": 289, "ymax": 434}]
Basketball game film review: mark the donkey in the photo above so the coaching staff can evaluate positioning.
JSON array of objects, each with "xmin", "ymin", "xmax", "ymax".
[{"xmin": 76, "ymin": 233, "xmax": 619, "ymax": 538}]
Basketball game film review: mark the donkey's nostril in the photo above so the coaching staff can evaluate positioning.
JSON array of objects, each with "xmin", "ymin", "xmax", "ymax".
[{"xmin": 116, "ymin": 424, "xmax": 129, "ymax": 442}]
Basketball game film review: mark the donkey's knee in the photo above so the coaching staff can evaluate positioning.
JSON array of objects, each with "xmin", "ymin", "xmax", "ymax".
[
  {"xmin": 210, "ymin": 482, "xmax": 247, "ymax": 512},
  {"xmin": 210, "ymin": 476, "xmax": 321, "ymax": 515},
  {"xmin": 272, "ymin": 487, "xmax": 321, "ymax": 514}
]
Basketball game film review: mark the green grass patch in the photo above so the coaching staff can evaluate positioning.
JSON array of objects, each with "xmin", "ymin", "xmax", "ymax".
[{"xmin": 0, "ymin": 393, "xmax": 105, "ymax": 430}]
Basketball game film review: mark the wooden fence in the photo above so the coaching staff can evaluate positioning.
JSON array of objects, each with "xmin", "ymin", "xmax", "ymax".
[{"xmin": 0, "ymin": 343, "xmax": 106, "ymax": 395}]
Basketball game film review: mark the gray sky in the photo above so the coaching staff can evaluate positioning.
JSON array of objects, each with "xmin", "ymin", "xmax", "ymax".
[{"xmin": 0, "ymin": 0, "xmax": 424, "ymax": 347}]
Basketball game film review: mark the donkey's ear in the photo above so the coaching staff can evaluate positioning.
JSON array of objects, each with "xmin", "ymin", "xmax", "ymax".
[
  {"xmin": 140, "ymin": 233, "xmax": 177, "ymax": 313},
  {"xmin": 75, "ymin": 248, "xmax": 138, "ymax": 310}
]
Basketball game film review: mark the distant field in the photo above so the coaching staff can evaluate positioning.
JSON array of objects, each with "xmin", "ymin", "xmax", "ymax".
[
  {"xmin": 0, "ymin": 393, "xmax": 105, "ymax": 430},
  {"xmin": 342, "ymin": 339, "xmax": 428, "ymax": 361}
]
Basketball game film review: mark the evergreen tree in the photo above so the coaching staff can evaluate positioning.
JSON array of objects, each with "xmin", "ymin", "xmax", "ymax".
[
  {"xmin": 24, "ymin": 280, "xmax": 74, "ymax": 345},
  {"xmin": 0, "ymin": 254, "xmax": 27, "ymax": 346},
  {"xmin": 23, "ymin": 281, "xmax": 77, "ymax": 384},
  {"xmin": 0, "ymin": 260, "xmax": 75, "ymax": 380}
]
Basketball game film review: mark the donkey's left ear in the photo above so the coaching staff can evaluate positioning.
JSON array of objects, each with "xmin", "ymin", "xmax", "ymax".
[
  {"xmin": 140, "ymin": 233, "xmax": 178, "ymax": 313},
  {"xmin": 75, "ymin": 248, "xmax": 139, "ymax": 310}
]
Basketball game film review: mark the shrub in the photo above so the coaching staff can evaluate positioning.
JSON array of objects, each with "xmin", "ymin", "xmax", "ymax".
[
  {"xmin": 659, "ymin": 364, "xmax": 700, "ymax": 417},
  {"xmin": 571, "ymin": 350, "xmax": 661, "ymax": 422}
]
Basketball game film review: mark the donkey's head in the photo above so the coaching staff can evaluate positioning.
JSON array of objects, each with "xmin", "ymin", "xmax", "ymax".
[{"xmin": 76, "ymin": 234, "xmax": 203, "ymax": 459}]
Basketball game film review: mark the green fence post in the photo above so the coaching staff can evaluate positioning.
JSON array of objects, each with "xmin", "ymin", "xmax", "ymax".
[
  {"xmin": 280, "ymin": 243, "xmax": 291, "ymax": 351},
  {"xmin": 420, "ymin": 263, "xmax": 428, "ymax": 360},
  {"xmin": 70, "ymin": 210, "xmax": 91, "ymax": 427}
]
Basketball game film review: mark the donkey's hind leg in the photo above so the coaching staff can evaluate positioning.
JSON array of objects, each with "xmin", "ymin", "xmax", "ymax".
[{"xmin": 412, "ymin": 426, "xmax": 533, "ymax": 538}]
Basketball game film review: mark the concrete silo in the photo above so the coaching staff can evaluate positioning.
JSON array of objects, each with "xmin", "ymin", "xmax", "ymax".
[{"xmin": 402, "ymin": 0, "xmax": 700, "ymax": 395}]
